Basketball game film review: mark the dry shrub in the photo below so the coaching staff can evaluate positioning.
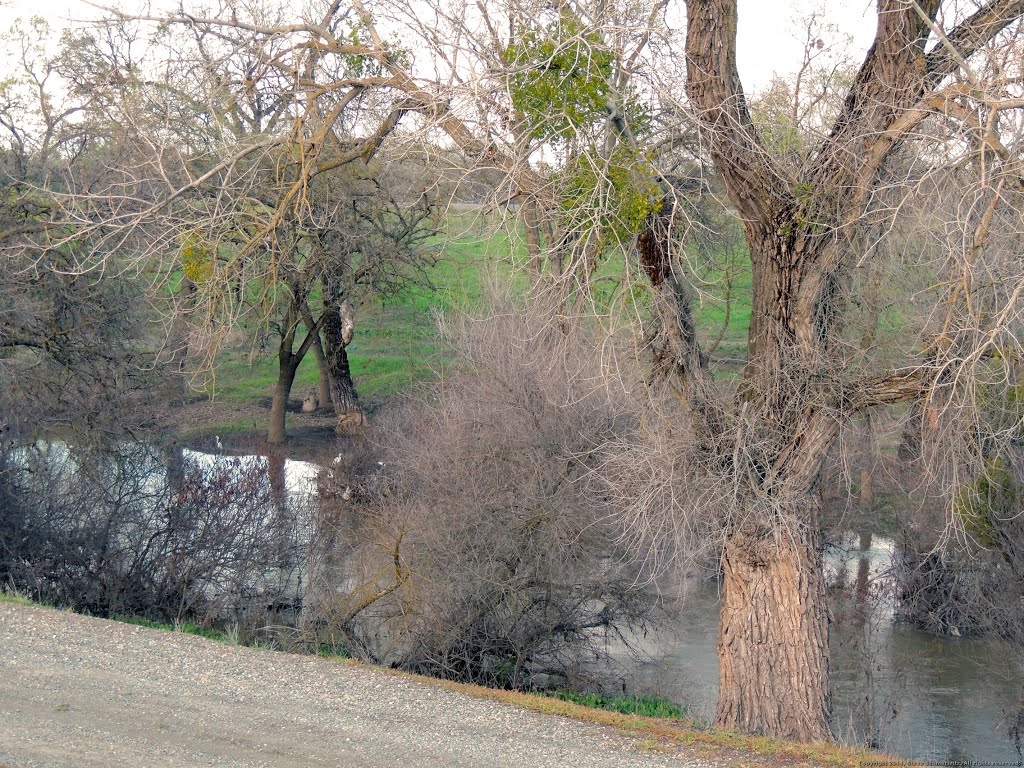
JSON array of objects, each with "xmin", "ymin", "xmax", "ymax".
[
  {"xmin": 0, "ymin": 441, "xmax": 309, "ymax": 625},
  {"xmin": 896, "ymin": 438, "xmax": 1024, "ymax": 645},
  {"xmin": 312, "ymin": 297, "xmax": 657, "ymax": 688}
]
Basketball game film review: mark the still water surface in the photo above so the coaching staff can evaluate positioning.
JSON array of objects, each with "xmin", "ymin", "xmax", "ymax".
[{"xmin": 619, "ymin": 533, "xmax": 1023, "ymax": 762}]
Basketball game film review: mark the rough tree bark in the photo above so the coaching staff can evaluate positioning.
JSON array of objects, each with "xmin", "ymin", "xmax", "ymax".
[
  {"xmin": 716, "ymin": 514, "xmax": 829, "ymax": 738},
  {"xmin": 322, "ymin": 295, "xmax": 364, "ymax": 432},
  {"xmin": 675, "ymin": 0, "xmax": 1024, "ymax": 741},
  {"xmin": 268, "ymin": 289, "xmax": 323, "ymax": 445}
]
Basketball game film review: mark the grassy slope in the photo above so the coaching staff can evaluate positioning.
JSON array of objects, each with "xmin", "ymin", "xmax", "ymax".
[{"xmin": 204, "ymin": 215, "xmax": 528, "ymax": 410}]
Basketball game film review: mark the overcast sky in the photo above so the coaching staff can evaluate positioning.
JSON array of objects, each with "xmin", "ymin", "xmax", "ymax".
[{"xmin": 0, "ymin": 0, "xmax": 878, "ymax": 94}]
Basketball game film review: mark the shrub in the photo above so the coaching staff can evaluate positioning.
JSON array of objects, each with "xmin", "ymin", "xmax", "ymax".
[
  {"xmin": 310, "ymin": 297, "xmax": 656, "ymax": 689},
  {"xmin": 0, "ymin": 441, "xmax": 310, "ymax": 625}
]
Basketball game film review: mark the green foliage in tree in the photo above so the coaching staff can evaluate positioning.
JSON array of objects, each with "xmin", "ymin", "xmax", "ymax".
[
  {"xmin": 953, "ymin": 457, "xmax": 1017, "ymax": 549},
  {"xmin": 557, "ymin": 144, "xmax": 662, "ymax": 243},
  {"xmin": 341, "ymin": 16, "xmax": 409, "ymax": 79},
  {"xmin": 179, "ymin": 231, "xmax": 214, "ymax": 284},
  {"xmin": 503, "ymin": 14, "xmax": 614, "ymax": 141}
]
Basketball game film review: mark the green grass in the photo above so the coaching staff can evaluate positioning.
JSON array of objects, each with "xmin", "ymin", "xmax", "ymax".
[
  {"xmin": 0, "ymin": 589, "xmax": 38, "ymax": 606},
  {"xmin": 196, "ymin": 210, "xmax": 757, "ymax": 415},
  {"xmin": 180, "ymin": 416, "xmax": 263, "ymax": 441},
  {"xmin": 202, "ymin": 220, "xmax": 518, "ymax": 409},
  {"xmin": 316, "ymin": 641, "xmax": 351, "ymax": 659},
  {"xmin": 548, "ymin": 690, "xmax": 687, "ymax": 719},
  {"xmin": 112, "ymin": 615, "xmax": 231, "ymax": 642}
]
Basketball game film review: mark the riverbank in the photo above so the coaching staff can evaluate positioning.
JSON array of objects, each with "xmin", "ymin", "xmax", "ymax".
[{"xmin": 0, "ymin": 600, "xmax": 882, "ymax": 768}]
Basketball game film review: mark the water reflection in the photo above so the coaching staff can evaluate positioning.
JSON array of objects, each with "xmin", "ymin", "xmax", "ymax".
[
  {"xmin": 619, "ymin": 534, "xmax": 1023, "ymax": 762},
  {"xmin": 172, "ymin": 453, "xmax": 1024, "ymax": 762}
]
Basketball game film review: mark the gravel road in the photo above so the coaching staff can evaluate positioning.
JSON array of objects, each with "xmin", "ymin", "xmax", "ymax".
[{"xmin": 0, "ymin": 603, "xmax": 712, "ymax": 767}]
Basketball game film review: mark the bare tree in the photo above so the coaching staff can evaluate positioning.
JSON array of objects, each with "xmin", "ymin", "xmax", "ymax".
[
  {"xmin": 0, "ymin": 18, "xmax": 150, "ymax": 441},
  {"xmin": 40, "ymin": 2, "xmax": 436, "ymax": 432},
  {"xmin": 353, "ymin": 0, "xmax": 1024, "ymax": 740},
  {"xmin": 309, "ymin": 296, "xmax": 654, "ymax": 687},
  {"xmin": 631, "ymin": 0, "xmax": 1024, "ymax": 739}
]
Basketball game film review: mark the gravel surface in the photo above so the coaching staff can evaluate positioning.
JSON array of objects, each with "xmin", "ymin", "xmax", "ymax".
[{"xmin": 0, "ymin": 603, "xmax": 713, "ymax": 767}]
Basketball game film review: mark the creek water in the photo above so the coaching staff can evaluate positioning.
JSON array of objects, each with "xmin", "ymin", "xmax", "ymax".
[{"xmin": 616, "ymin": 533, "xmax": 1024, "ymax": 763}]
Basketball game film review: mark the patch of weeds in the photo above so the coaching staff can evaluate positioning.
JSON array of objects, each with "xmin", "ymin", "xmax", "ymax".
[
  {"xmin": 112, "ymin": 615, "xmax": 229, "ymax": 642},
  {"xmin": 114, "ymin": 615, "xmax": 172, "ymax": 631},
  {"xmin": 632, "ymin": 738, "xmax": 672, "ymax": 753},
  {"xmin": 173, "ymin": 618, "xmax": 230, "ymax": 642},
  {"xmin": 250, "ymin": 636, "xmax": 278, "ymax": 652},
  {"xmin": 224, "ymin": 622, "xmax": 242, "ymax": 645},
  {"xmin": 316, "ymin": 641, "xmax": 351, "ymax": 659},
  {"xmin": 548, "ymin": 690, "xmax": 687, "ymax": 719},
  {"xmin": 0, "ymin": 589, "xmax": 37, "ymax": 606},
  {"xmin": 54, "ymin": 702, "xmax": 71, "ymax": 713}
]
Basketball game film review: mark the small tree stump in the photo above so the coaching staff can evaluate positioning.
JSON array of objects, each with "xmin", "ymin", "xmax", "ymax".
[{"xmin": 335, "ymin": 410, "xmax": 367, "ymax": 433}]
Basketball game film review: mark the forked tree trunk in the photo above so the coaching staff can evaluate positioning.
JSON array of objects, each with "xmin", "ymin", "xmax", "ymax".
[
  {"xmin": 638, "ymin": 204, "xmax": 834, "ymax": 740},
  {"xmin": 270, "ymin": 292, "xmax": 326, "ymax": 445},
  {"xmin": 717, "ymin": 517, "xmax": 830, "ymax": 741},
  {"xmin": 268, "ymin": 358, "xmax": 300, "ymax": 445}
]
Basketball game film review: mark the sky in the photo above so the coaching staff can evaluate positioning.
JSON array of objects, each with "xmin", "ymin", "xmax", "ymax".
[{"xmin": 0, "ymin": 0, "xmax": 879, "ymax": 94}]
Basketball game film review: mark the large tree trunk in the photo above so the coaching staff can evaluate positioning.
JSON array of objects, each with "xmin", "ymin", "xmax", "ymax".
[
  {"xmin": 310, "ymin": 330, "xmax": 332, "ymax": 410},
  {"xmin": 322, "ymin": 298, "xmax": 364, "ymax": 432},
  {"xmin": 717, "ymin": 517, "xmax": 830, "ymax": 740},
  {"xmin": 268, "ymin": 357, "xmax": 299, "ymax": 445},
  {"xmin": 642, "ymin": 206, "xmax": 835, "ymax": 740}
]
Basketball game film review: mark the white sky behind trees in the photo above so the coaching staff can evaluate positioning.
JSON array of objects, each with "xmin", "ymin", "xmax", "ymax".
[{"xmin": 0, "ymin": 0, "xmax": 878, "ymax": 94}]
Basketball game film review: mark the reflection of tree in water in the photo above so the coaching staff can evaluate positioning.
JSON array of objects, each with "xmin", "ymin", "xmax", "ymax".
[
  {"xmin": 268, "ymin": 451, "xmax": 287, "ymax": 517},
  {"xmin": 164, "ymin": 443, "xmax": 184, "ymax": 493},
  {"xmin": 829, "ymin": 531, "xmax": 904, "ymax": 751},
  {"xmin": 0, "ymin": 442, "xmax": 314, "ymax": 627},
  {"xmin": 856, "ymin": 531, "xmax": 871, "ymax": 604},
  {"xmin": 299, "ymin": 449, "xmax": 374, "ymax": 648}
]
